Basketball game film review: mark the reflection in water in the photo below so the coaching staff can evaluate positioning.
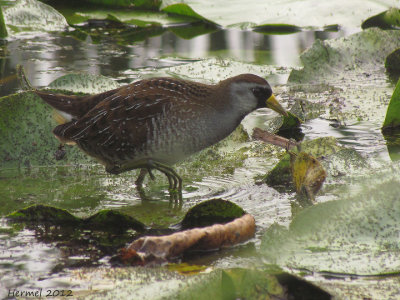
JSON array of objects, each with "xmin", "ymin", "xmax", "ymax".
[{"xmin": 0, "ymin": 28, "xmax": 348, "ymax": 97}]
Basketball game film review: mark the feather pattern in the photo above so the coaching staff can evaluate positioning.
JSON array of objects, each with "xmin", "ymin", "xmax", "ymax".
[{"xmin": 36, "ymin": 74, "xmax": 275, "ymax": 169}]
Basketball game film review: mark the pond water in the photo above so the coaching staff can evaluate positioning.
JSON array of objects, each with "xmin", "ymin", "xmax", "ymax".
[{"xmin": 0, "ymin": 16, "xmax": 398, "ymax": 299}]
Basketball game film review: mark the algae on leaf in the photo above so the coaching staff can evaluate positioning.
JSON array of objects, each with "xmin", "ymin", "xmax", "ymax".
[
  {"xmin": 288, "ymin": 28, "xmax": 400, "ymax": 123},
  {"xmin": 2, "ymin": 0, "xmax": 69, "ymax": 35},
  {"xmin": 0, "ymin": 72, "xmax": 121, "ymax": 168},
  {"xmin": 289, "ymin": 28, "xmax": 400, "ymax": 84},
  {"xmin": 261, "ymin": 166, "xmax": 400, "ymax": 275}
]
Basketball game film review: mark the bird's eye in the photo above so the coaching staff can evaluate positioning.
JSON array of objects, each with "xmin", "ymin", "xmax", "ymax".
[{"xmin": 252, "ymin": 87, "xmax": 267, "ymax": 99}]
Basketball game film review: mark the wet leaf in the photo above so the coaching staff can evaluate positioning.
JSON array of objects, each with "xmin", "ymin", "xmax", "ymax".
[
  {"xmin": 2, "ymin": 0, "xmax": 69, "ymax": 35},
  {"xmin": 262, "ymin": 137, "xmax": 367, "ymax": 193},
  {"xmin": 160, "ymin": 2, "xmax": 215, "ymax": 25},
  {"xmin": 69, "ymin": 9, "xmax": 197, "ymax": 27},
  {"xmin": 261, "ymin": 167, "xmax": 400, "ymax": 275},
  {"xmin": 0, "ymin": 71, "xmax": 121, "ymax": 169},
  {"xmin": 385, "ymin": 48, "xmax": 400, "ymax": 77},
  {"xmin": 382, "ymin": 79, "xmax": 400, "ymax": 131},
  {"xmin": 6, "ymin": 204, "xmax": 146, "ymax": 232},
  {"xmin": 0, "ymin": 5, "xmax": 7, "ymax": 38},
  {"xmin": 362, "ymin": 7, "xmax": 400, "ymax": 30},
  {"xmin": 289, "ymin": 28, "xmax": 400, "ymax": 84},
  {"xmin": 166, "ymin": 263, "xmax": 209, "ymax": 275},
  {"xmin": 162, "ymin": 0, "xmax": 398, "ymax": 29},
  {"xmin": 287, "ymin": 28, "xmax": 400, "ymax": 123},
  {"xmin": 167, "ymin": 22, "xmax": 218, "ymax": 39},
  {"xmin": 48, "ymin": 73, "xmax": 120, "ymax": 94},
  {"xmin": 290, "ymin": 151, "xmax": 326, "ymax": 202}
]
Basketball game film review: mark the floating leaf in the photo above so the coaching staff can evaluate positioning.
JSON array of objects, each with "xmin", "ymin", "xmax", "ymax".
[
  {"xmin": 7, "ymin": 204, "xmax": 146, "ymax": 232},
  {"xmin": 261, "ymin": 170, "xmax": 400, "ymax": 275},
  {"xmin": 382, "ymin": 79, "xmax": 400, "ymax": 131},
  {"xmin": 362, "ymin": 7, "xmax": 400, "ymax": 30},
  {"xmin": 290, "ymin": 151, "xmax": 326, "ymax": 202},
  {"xmin": 48, "ymin": 73, "xmax": 120, "ymax": 94},
  {"xmin": 161, "ymin": 0, "xmax": 398, "ymax": 29},
  {"xmin": 385, "ymin": 48, "xmax": 400, "ymax": 76},
  {"xmin": 289, "ymin": 28, "xmax": 400, "ymax": 84},
  {"xmin": 2, "ymin": 0, "xmax": 69, "ymax": 35},
  {"xmin": 0, "ymin": 5, "xmax": 7, "ymax": 38},
  {"xmin": 161, "ymin": 2, "xmax": 216, "ymax": 25}
]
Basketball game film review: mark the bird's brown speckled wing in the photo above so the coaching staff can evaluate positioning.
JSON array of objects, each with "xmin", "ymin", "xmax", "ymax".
[{"xmin": 53, "ymin": 78, "xmax": 215, "ymax": 164}]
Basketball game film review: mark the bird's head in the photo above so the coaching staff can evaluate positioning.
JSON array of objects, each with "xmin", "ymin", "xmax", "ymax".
[{"xmin": 225, "ymin": 74, "xmax": 287, "ymax": 117}]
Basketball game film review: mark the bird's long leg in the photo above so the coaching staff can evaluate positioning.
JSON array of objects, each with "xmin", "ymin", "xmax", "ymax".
[
  {"xmin": 107, "ymin": 159, "xmax": 183, "ymax": 202},
  {"xmin": 148, "ymin": 161, "xmax": 183, "ymax": 202},
  {"xmin": 135, "ymin": 168, "xmax": 148, "ymax": 187}
]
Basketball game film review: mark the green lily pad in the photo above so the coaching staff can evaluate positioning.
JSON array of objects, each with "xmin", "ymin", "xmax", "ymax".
[
  {"xmin": 385, "ymin": 49, "xmax": 400, "ymax": 76},
  {"xmin": 160, "ymin": 2, "xmax": 215, "ymax": 25},
  {"xmin": 287, "ymin": 28, "xmax": 400, "ymax": 123},
  {"xmin": 289, "ymin": 28, "xmax": 400, "ymax": 84},
  {"xmin": 0, "ymin": 5, "xmax": 7, "ymax": 38},
  {"xmin": 7, "ymin": 204, "xmax": 146, "ymax": 232},
  {"xmin": 161, "ymin": 0, "xmax": 398, "ymax": 29},
  {"xmin": 71, "ymin": 9, "xmax": 197, "ymax": 27},
  {"xmin": 2, "ymin": 0, "xmax": 69, "ymax": 35},
  {"xmin": 48, "ymin": 72, "xmax": 120, "ymax": 94},
  {"xmin": 261, "ymin": 166, "xmax": 400, "ymax": 275},
  {"xmin": 0, "ymin": 71, "xmax": 121, "ymax": 169},
  {"xmin": 382, "ymin": 79, "xmax": 400, "ymax": 131},
  {"xmin": 362, "ymin": 7, "xmax": 400, "ymax": 30}
]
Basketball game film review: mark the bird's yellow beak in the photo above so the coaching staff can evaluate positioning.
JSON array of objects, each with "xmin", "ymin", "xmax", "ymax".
[{"xmin": 266, "ymin": 94, "xmax": 288, "ymax": 116}]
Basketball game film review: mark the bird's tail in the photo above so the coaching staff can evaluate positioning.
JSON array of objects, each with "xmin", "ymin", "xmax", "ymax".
[{"xmin": 16, "ymin": 65, "xmax": 113, "ymax": 121}]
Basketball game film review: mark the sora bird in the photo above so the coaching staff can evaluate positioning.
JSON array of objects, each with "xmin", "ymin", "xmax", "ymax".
[{"xmin": 32, "ymin": 73, "xmax": 287, "ymax": 201}]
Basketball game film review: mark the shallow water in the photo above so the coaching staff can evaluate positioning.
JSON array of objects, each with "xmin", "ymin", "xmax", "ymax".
[{"xmin": 0, "ymin": 21, "xmax": 397, "ymax": 298}]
